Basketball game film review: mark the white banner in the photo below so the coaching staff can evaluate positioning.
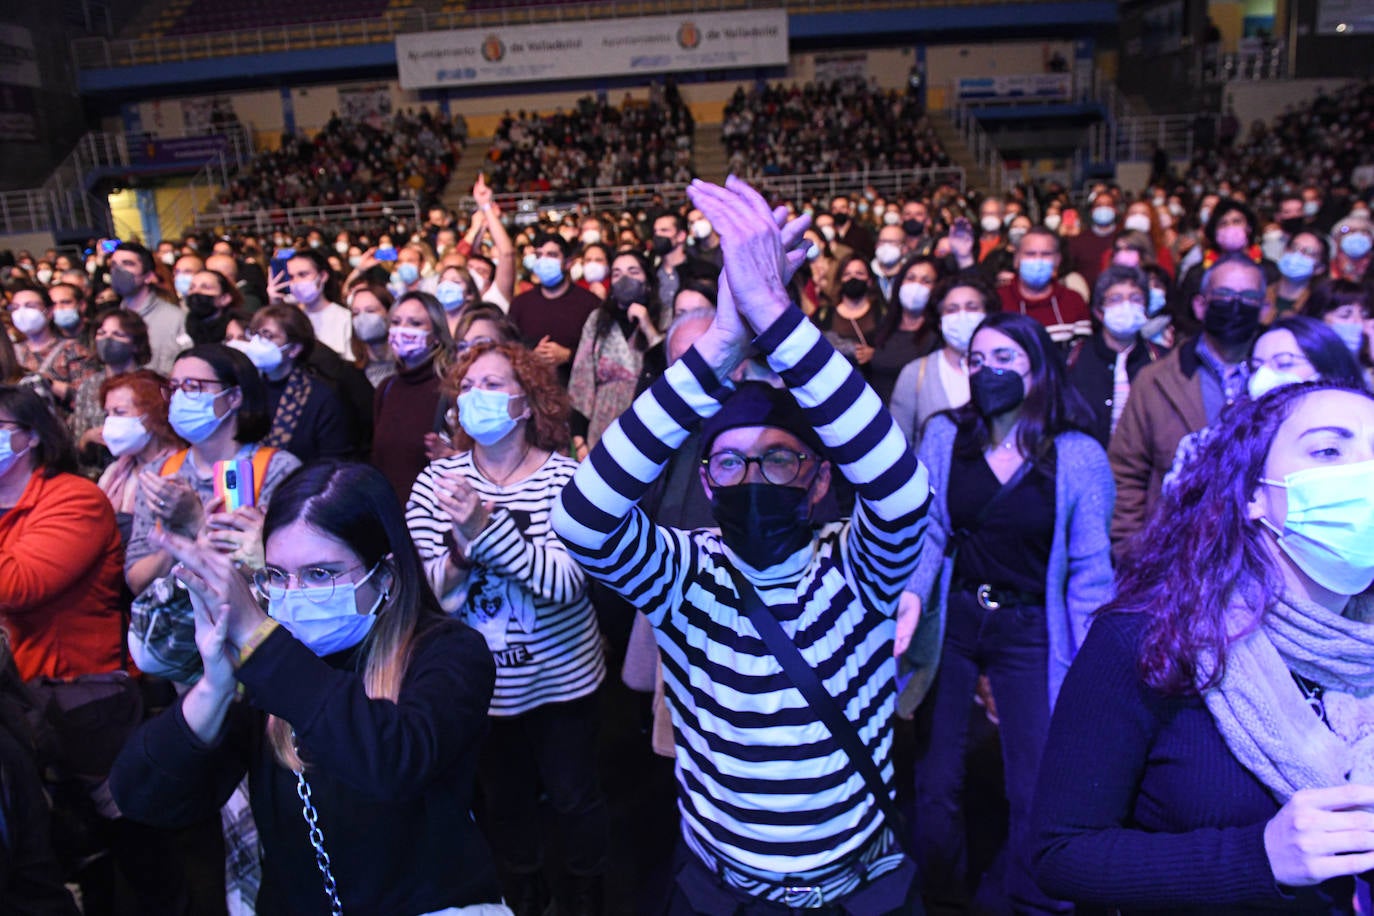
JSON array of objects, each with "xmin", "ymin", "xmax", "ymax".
[
  {"xmin": 396, "ymin": 9, "xmax": 788, "ymax": 90},
  {"xmin": 956, "ymin": 73, "xmax": 1073, "ymax": 102}
]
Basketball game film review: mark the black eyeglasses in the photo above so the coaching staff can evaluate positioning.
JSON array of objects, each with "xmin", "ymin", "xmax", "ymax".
[{"xmin": 703, "ymin": 447, "xmax": 814, "ymax": 487}]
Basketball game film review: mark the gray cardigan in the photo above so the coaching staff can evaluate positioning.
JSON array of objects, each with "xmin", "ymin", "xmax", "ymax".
[{"xmin": 897, "ymin": 413, "xmax": 1116, "ymax": 717}]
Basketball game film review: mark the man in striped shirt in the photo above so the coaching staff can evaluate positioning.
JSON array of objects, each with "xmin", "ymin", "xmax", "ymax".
[{"xmin": 552, "ymin": 177, "xmax": 932, "ymax": 913}]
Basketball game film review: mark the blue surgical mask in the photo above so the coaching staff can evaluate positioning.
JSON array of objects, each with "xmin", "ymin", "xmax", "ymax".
[
  {"xmin": 1328, "ymin": 319, "xmax": 1364, "ymax": 354},
  {"xmin": 396, "ymin": 262, "xmax": 420, "ymax": 285},
  {"xmin": 1277, "ymin": 251, "xmax": 1316, "ymax": 282},
  {"xmin": 532, "ymin": 256, "xmax": 564, "ymax": 287},
  {"xmin": 268, "ymin": 564, "xmax": 384, "ymax": 656},
  {"xmin": 522, "ymin": 252, "xmax": 537, "ymax": 272},
  {"xmin": 457, "ymin": 388, "xmax": 522, "ymax": 446},
  {"xmin": 174, "ymin": 273, "xmax": 193, "ymax": 298},
  {"xmin": 0, "ymin": 428, "xmax": 31, "ymax": 478},
  {"xmin": 1018, "ymin": 257, "xmax": 1055, "ymax": 289},
  {"xmin": 168, "ymin": 388, "xmax": 234, "ymax": 444},
  {"xmin": 228, "ymin": 336, "xmax": 286, "ymax": 374},
  {"xmin": 1260, "ymin": 461, "xmax": 1374, "ymax": 594},
  {"xmin": 436, "ymin": 280, "xmax": 466, "ymax": 312},
  {"xmin": 1091, "ymin": 206, "xmax": 1117, "ymax": 227},
  {"xmin": 1340, "ymin": 233, "xmax": 1373, "ymax": 260},
  {"xmin": 1148, "ymin": 287, "xmax": 1167, "ymax": 316},
  {"xmin": 52, "ymin": 308, "xmax": 80, "ymax": 330}
]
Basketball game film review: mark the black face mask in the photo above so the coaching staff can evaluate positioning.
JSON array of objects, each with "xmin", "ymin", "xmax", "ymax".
[
  {"xmin": 970, "ymin": 367, "xmax": 1026, "ymax": 418},
  {"xmin": 1202, "ymin": 295, "xmax": 1262, "ymax": 346},
  {"xmin": 832, "ymin": 211, "xmax": 850, "ymax": 228},
  {"xmin": 903, "ymin": 218, "xmax": 925, "ymax": 237},
  {"xmin": 95, "ymin": 337, "xmax": 135, "ymax": 367},
  {"xmin": 610, "ymin": 277, "xmax": 645, "ymax": 310},
  {"xmin": 109, "ymin": 265, "xmax": 141, "ymax": 299},
  {"xmin": 840, "ymin": 278, "xmax": 869, "ymax": 301},
  {"xmin": 1279, "ymin": 217, "xmax": 1305, "ymax": 237},
  {"xmin": 650, "ymin": 236, "xmax": 674, "ymax": 257},
  {"xmin": 710, "ymin": 483, "xmax": 814, "ymax": 569},
  {"xmin": 184, "ymin": 293, "xmax": 219, "ymax": 319}
]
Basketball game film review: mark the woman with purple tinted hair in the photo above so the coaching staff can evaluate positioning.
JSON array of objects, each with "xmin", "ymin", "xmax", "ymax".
[{"xmin": 1033, "ymin": 380, "xmax": 1374, "ymax": 913}]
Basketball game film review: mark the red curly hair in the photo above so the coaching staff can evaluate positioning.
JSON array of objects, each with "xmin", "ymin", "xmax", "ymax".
[
  {"xmin": 99, "ymin": 369, "xmax": 184, "ymax": 450},
  {"xmin": 443, "ymin": 342, "xmax": 570, "ymax": 453}
]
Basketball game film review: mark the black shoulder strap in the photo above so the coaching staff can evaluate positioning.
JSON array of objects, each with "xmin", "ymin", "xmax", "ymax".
[{"xmin": 727, "ymin": 568, "xmax": 915, "ymax": 861}]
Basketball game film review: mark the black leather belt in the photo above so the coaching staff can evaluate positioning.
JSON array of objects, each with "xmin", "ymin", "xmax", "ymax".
[{"xmin": 952, "ymin": 581, "xmax": 1044, "ymax": 611}]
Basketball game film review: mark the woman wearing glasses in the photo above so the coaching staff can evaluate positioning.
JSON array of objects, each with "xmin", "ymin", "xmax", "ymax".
[
  {"xmin": 405, "ymin": 341, "xmax": 607, "ymax": 916},
  {"xmin": 124, "ymin": 343, "xmax": 301, "ymax": 596},
  {"xmin": 896, "ymin": 312, "xmax": 1114, "ymax": 914},
  {"xmin": 110, "ymin": 460, "xmax": 508, "ymax": 915}
]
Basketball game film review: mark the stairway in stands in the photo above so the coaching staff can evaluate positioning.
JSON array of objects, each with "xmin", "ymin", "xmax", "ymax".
[
  {"xmin": 441, "ymin": 134, "xmax": 493, "ymax": 214},
  {"xmin": 692, "ymin": 123, "xmax": 729, "ymax": 183},
  {"xmin": 927, "ymin": 110, "xmax": 996, "ymax": 193}
]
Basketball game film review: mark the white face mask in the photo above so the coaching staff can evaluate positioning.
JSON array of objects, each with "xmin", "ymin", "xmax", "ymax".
[
  {"xmin": 941, "ymin": 311, "xmax": 983, "ymax": 354},
  {"xmin": 1123, "ymin": 214, "xmax": 1152, "ymax": 234},
  {"xmin": 102, "ymin": 415, "xmax": 152, "ymax": 457},
  {"xmin": 582, "ymin": 261, "xmax": 607, "ymax": 284},
  {"xmin": 1102, "ymin": 302, "xmax": 1147, "ymax": 340},
  {"xmin": 980, "ymin": 215, "xmax": 1002, "ymax": 233},
  {"xmin": 875, "ymin": 243, "xmax": 903, "ymax": 268},
  {"xmin": 899, "ymin": 282, "xmax": 931, "ymax": 313}
]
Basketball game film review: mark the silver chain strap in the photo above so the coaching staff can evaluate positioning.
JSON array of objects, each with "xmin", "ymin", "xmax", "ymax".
[{"xmin": 293, "ymin": 733, "xmax": 344, "ymax": 916}]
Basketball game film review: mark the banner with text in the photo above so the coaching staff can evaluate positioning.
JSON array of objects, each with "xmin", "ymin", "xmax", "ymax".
[
  {"xmin": 956, "ymin": 74, "xmax": 1073, "ymax": 103},
  {"xmin": 396, "ymin": 9, "xmax": 788, "ymax": 90}
]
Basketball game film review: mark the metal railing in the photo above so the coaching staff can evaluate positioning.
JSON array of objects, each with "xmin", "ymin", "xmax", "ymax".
[
  {"xmin": 450, "ymin": 167, "xmax": 967, "ymax": 216},
  {"xmin": 74, "ymin": 0, "xmax": 1103, "ymax": 70},
  {"xmin": 192, "ymin": 199, "xmax": 422, "ymax": 234},
  {"xmin": 0, "ymin": 124, "xmax": 254, "ymax": 236},
  {"xmin": 751, "ymin": 167, "xmax": 966, "ymax": 199},
  {"xmin": 1087, "ymin": 113, "xmax": 1219, "ymax": 164},
  {"xmin": 949, "ymin": 100, "xmax": 1008, "ymax": 195}
]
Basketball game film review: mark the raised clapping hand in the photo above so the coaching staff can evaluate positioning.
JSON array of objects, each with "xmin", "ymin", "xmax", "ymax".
[
  {"xmin": 1263, "ymin": 784, "xmax": 1374, "ymax": 887},
  {"xmin": 139, "ymin": 469, "xmax": 204, "ymax": 534},
  {"xmin": 685, "ymin": 177, "xmax": 811, "ymax": 378},
  {"xmin": 437, "ymin": 474, "xmax": 492, "ymax": 551},
  {"xmin": 151, "ymin": 523, "xmax": 268, "ymax": 687},
  {"xmin": 686, "ymin": 176, "xmax": 810, "ymax": 336}
]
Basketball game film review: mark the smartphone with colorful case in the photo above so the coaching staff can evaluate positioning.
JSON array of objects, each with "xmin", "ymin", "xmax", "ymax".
[{"xmin": 213, "ymin": 458, "xmax": 255, "ymax": 510}]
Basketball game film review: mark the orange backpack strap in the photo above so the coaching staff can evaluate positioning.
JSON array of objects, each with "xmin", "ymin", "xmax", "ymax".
[
  {"xmin": 249, "ymin": 447, "xmax": 277, "ymax": 503},
  {"xmin": 160, "ymin": 449, "xmax": 189, "ymax": 477}
]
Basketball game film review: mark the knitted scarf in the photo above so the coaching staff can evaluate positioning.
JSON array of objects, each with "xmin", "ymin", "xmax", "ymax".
[
  {"xmin": 1201, "ymin": 593, "xmax": 1374, "ymax": 802},
  {"xmin": 263, "ymin": 368, "xmax": 313, "ymax": 450}
]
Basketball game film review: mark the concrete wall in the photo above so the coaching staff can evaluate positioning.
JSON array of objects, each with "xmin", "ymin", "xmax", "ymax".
[
  {"xmin": 0, "ymin": 230, "xmax": 57, "ymax": 255},
  {"xmin": 1224, "ymin": 78, "xmax": 1347, "ymax": 135}
]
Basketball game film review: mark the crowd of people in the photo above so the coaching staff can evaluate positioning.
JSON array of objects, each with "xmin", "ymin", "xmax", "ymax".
[
  {"xmin": 485, "ymin": 83, "xmax": 695, "ymax": 193},
  {"xmin": 1185, "ymin": 81, "xmax": 1374, "ymax": 217},
  {"xmin": 721, "ymin": 77, "xmax": 952, "ymax": 179},
  {"xmin": 0, "ymin": 76, "xmax": 1372, "ymax": 916},
  {"xmin": 214, "ymin": 107, "xmax": 467, "ymax": 215}
]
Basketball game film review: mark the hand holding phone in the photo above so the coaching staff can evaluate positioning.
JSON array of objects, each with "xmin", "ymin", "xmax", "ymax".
[{"xmin": 213, "ymin": 458, "xmax": 255, "ymax": 510}]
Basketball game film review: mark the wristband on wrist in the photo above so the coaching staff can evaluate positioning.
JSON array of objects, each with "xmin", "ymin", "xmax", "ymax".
[{"xmin": 237, "ymin": 618, "xmax": 280, "ymax": 665}]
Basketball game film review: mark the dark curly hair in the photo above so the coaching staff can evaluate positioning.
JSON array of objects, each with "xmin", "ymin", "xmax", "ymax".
[
  {"xmin": 1110, "ymin": 380, "xmax": 1374, "ymax": 695},
  {"xmin": 443, "ymin": 341, "xmax": 570, "ymax": 452}
]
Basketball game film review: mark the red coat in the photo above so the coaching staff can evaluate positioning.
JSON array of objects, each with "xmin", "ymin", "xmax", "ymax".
[{"xmin": 0, "ymin": 470, "xmax": 124, "ymax": 681}]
